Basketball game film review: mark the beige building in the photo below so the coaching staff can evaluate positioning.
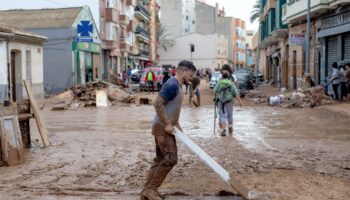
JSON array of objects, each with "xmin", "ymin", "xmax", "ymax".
[
  {"xmin": 282, "ymin": 0, "xmax": 350, "ymax": 93},
  {"xmin": 232, "ymin": 18, "xmax": 246, "ymax": 70}
]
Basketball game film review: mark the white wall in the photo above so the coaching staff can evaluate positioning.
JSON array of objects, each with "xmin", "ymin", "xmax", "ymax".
[
  {"xmin": 0, "ymin": 40, "xmax": 8, "ymax": 102},
  {"xmin": 159, "ymin": 33, "xmax": 217, "ymax": 69},
  {"xmin": 9, "ymin": 42, "xmax": 44, "ymax": 99},
  {"xmin": 181, "ymin": 0, "xmax": 196, "ymax": 35}
]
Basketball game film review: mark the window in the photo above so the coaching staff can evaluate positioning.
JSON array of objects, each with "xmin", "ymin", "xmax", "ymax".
[
  {"xmin": 192, "ymin": 20, "xmax": 195, "ymax": 24},
  {"xmin": 101, "ymin": 17, "xmax": 104, "ymax": 34},
  {"xmin": 186, "ymin": 16, "xmax": 188, "ymax": 20},
  {"xmin": 26, "ymin": 50, "xmax": 32, "ymax": 83}
]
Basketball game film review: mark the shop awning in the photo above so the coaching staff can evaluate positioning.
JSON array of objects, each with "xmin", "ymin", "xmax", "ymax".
[{"xmin": 317, "ymin": 23, "xmax": 350, "ymax": 38}]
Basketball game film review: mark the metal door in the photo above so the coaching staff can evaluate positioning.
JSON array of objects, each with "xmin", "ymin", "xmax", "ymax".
[
  {"xmin": 326, "ymin": 36, "xmax": 338, "ymax": 94},
  {"xmin": 343, "ymin": 33, "xmax": 350, "ymax": 60}
]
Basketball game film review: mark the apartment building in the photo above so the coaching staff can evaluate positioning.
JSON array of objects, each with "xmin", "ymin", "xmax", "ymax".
[
  {"xmin": 159, "ymin": 0, "xmax": 231, "ymax": 69},
  {"xmin": 232, "ymin": 18, "xmax": 247, "ymax": 70},
  {"xmin": 100, "ymin": 0, "xmax": 159, "ymax": 76},
  {"xmin": 259, "ymin": 0, "xmax": 288, "ymax": 88}
]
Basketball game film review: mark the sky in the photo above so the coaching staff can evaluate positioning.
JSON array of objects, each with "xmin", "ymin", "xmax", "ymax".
[
  {"xmin": 204, "ymin": 0, "xmax": 259, "ymax": 31},
  {"xmin": 0, "ymin": 0, "xmax": 259, "ymax": 31}
]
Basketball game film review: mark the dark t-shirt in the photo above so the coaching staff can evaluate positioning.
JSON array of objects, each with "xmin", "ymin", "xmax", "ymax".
[
  {"xmin": 191, "ymin": 76, "xmax": 201, "ymax": 90},
  {"xmin": 159, "ymin": 77, "xmax": 180, "ymax": 102}
]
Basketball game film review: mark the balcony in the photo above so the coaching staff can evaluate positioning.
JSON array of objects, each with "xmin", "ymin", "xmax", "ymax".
[
  {"xmin": 103, "ymin": 40, "xmax": 119, "ymax": 50},
  {"xmin": 119, "ymin": 13, "xmax": 130, "ymax": 26},
  {"xmin": 127, "ymin": 20, "xmax": 137, "ymax": 32},
  {"xmin": 120, "ymin": 38, "xmax": 131, "ymax": 52},
  {"xmin": 135, "ymin": 4, "xmax": 150, "ymax": 21},
  {"xmin": 263, "ymin": 0, "xmax": 276, "ymax": 18},
  {"xmin": 106, "ymin": 8, "xmax": 119, "ymax": 24},
  {"xmin": 135, "ymin": 26, "xmax": 150, "ymax": 42},
  {"xmin": 283, "ymin": 0, "xmax": 330, "ymax": 24},
  {"xmin": 127, "ymin": 0, "xmax": 136, "ymax": 6},
  {"xmin": 139, "ymin": 49, "xmax": 149, "ymax": 59}
]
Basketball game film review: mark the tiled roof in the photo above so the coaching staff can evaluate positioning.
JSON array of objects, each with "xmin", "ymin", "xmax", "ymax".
[{"xmin": 0, "ymin": 7, "xmax": 83, "ymax": 30}]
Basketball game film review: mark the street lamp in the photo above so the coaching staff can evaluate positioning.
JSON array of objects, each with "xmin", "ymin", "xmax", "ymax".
[{"xmin": 305, "ymin": 0, "xmax": 311, "ymax": 73}]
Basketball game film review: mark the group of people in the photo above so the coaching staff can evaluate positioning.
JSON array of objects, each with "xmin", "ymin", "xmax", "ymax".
[{"xmin": 331, "ymin": 62, "xmax": 350, "ymax": 101}]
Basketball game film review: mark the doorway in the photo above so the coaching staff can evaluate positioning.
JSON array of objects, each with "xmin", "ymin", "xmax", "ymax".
[{"xmin": 10, "ymin": 50, "xmax": 22, "ymax": 102}]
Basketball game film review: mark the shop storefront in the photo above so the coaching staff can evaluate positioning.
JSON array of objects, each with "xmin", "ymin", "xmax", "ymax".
[
  {"xmin": 318, "ymin": 9, "xmax": 350, "ymax": 94},
  {"xmin": 73, "ymin": 42, "xmax": 101, "ymax": 84}
]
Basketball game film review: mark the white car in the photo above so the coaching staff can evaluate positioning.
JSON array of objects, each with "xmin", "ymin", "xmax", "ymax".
[{"xmin": 209, "ymin": 71, "xmax": 221, "ymax": 89}]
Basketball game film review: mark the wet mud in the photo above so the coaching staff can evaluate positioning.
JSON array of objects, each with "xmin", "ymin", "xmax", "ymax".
[{"xmin": 0, "ymin": 84, "xmax": 349, "ymax": 199}]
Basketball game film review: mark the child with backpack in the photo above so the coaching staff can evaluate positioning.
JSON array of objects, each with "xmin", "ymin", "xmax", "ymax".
[{"xmin": 214, "ymin": 71, "xmax": 243, "ymax": 136}]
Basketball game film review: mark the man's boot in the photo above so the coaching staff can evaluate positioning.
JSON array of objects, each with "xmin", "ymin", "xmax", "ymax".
[
  {"xmin": 142, "ymin": 189, "xmax": 163, "ymax": 200},
  {"xmin": 228, "ymin": 125, "xmax": 233, "ymax": 134},
  {"xmin": 196, "ymin": 96, "xmax": 201, "ymax": 107},
  {"xmin": 220, "ymin": 128, "xmax": 226, "ymax": 136}
]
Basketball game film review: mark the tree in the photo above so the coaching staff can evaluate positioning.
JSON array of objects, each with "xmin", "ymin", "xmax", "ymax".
[
  {"xmin": 157, "ymin": 23, "xmax": 175, "ymax": 51},
  {"xmin": 250, "ymin": 0, "xmax": 260, "ymax": 23}
]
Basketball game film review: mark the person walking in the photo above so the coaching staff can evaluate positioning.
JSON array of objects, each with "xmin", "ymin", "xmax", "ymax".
[
  {"xmin": 141, "ymin": 60, "xmax": 196, "ymax": 200},
  {"xmin": 122, "ymin": 70, "xmax": 127, "ymax": 85},
  {"xmin": 146, "ymin": 70, "xmax": 156, "ymax": 94},
  {"xmin": 189, "ymin": 73, "xmax": 201, "ymax": 107},
  {"xmin": 214, "ymin": 71, "xmax": 243, "ymax": 136},
  {"xmin": 217, "ymin": 64, "xmax": 237, "ymax": 84},
  {"xmin": 127, "ymin": 66, "xmax": 132, "ymax": 85},
  {"xmin": 345, "ymin": 64, "xmax": 350, "ymax": 102},
  {"xmin": 331, "ymin": 62, "xmax": 341, "ymax": 100},
  {"xmin": 162, "ymin": 70, "xmax": 171, "ymax": 85},
  {"xmin": 340, "ymin": 65, "xmax": 348, "ymax": 101}
]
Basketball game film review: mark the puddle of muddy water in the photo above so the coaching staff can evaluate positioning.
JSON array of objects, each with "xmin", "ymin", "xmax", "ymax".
[{"xmin": 180, "ymin": 106, "xmax": 277, "ymax": 152}]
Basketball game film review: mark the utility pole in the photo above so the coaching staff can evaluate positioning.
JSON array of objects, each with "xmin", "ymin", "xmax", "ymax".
[{"xmin": 305, "ymin": 0, "xmax": 311, "ymax": 73}]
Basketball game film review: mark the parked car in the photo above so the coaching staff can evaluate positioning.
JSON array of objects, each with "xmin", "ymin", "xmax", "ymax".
[
  {"xmin": 236, "ymin": 69, "xmax": 254, "ymax": 80},
  {"xmin": 235, "ymin": 72, "xmax": 254, "ymax": 97},
  {"xmin": 252, "ymin": 70, "xmax": 264, "ymax": 83},
  {"xmin": 139, "ymin": 67, "xmax": 164, "ymax": 91},
  {"xmin": 131, "ymin": 70, "xmax": 143, "ymax": 84},
  {"xmin": 209, "ymin": 71, "xmax": 221, "ymax": 89}
]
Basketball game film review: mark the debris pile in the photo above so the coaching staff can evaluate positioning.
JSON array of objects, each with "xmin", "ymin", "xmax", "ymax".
[
  {"xmin": 281, "ymin": 86, "xmax": 334, "ymax": 108},
  {"xmin": 71, "ymin": 81, "xmax": 107, "ymax": 107},
  {"xmin": 51, "ymin": 81, "xmax": 136, "ymax": 110}
]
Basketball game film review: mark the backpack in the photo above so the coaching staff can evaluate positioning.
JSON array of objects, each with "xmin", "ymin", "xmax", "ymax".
[{"xmin": 217, "ymin": 80, "xmax": 234, "ymax": 103}]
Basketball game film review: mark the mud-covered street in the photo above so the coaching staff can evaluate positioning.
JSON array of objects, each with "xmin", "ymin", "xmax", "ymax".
[{"xmin": 0, "ymin": 83, "xmax": 350, "ymax": 200}]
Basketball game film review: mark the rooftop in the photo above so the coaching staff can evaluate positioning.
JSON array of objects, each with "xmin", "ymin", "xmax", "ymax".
[{"xmin": 0, "ymin": 7, "xmax": 83, "ymax": 30}]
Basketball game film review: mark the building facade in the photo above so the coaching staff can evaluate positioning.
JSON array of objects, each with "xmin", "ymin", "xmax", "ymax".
[
  {"xmin": 232, "ymin": 18, "xmax": 247, "ymax": 70},
  {"xmin": 259, "ymin": 0, "xmax": 288, "ymax": 88},
  {"xmin": 282, "ymin": 0, "xmax": 350, "ymax": 94},
  {"xmin": 0, "ymin": 27, "xmax": 47, "ymax": 102},
  {"xmin": 0, "ymin": 7, "xmax": 102, "ymax": 94},
  {"xmin": 158, "ymin": 33, "xmax": 227, "ymax": 69},
  {"xmin": 100, "ymin": 0, "xmax": 159, "ymax": 75},
  {"xmin": 100, "ymin": 0, "xmax": 136, "ymax": 78},
  {"xmin": 159, "ymin": 0, "xmax": 231, "ymax": 69}
]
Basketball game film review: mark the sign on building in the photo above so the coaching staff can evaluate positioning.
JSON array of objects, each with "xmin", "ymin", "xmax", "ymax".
[
  {"xmin": 289, "ymin": 33, "xmax": 305, "ymax": 46},
  {"xmin": 76, "ymin": 20, "xmax": 93, "ymax": 43}
]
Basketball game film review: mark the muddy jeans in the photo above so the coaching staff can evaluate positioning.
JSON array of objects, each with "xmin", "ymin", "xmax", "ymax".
[
  {"xmin": 143, "ymin": 134, "xmax": 178, "ymax": 191},
  {"xmin": 218, "ymin": 101, "xmax": 233, "ymax": 125}
]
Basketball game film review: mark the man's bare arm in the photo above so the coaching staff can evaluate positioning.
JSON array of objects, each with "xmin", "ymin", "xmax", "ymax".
[{"xmin": 154, "ymin": 95, "xmax": 174, "ymax": 134}]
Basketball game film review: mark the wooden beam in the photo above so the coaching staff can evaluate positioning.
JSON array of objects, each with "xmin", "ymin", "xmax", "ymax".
[{"xmin": 23, "ymin": 80, "xmax": 50, "ymax": 147}]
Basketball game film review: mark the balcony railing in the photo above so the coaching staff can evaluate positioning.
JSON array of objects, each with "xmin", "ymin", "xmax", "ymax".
[
  {"xmin": 106, "ymin": 8, "xmax": 119, "ymax": 24},
  {"xmin": 135, "ymin": 26, "xmax": 150, "ymax": 38},
  {"xmin": 139, "ymin": 49, "xmax": 149, "ymax": 57},
  {"xmin": 135, "ymin": 4, "xmax": 149, "ymax": 19},
  {"xmin": 283, "ymin": 0, "xmax": 330, "ymax": 24}
]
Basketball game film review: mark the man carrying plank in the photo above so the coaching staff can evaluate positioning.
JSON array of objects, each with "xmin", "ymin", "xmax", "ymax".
[{"xmin": 141, "ymin": 61, "xmax": 196, "ymax": 200}]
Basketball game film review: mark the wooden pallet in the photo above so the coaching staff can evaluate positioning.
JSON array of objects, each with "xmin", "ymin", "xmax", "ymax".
[{"xmin": 0, "ymin": 105, "xmax": 25, "ymax": 166}]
